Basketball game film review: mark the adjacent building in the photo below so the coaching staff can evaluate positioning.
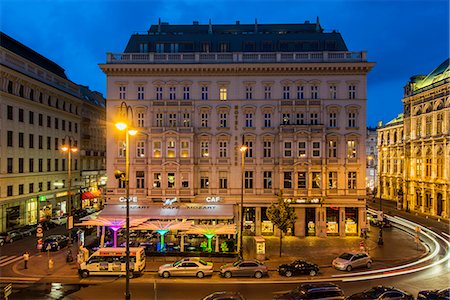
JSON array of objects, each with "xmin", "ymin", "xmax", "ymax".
[
  {"xmin": 378, "ymin": 58, "xmax": 449, "ymax": 218},
  {"xmin": 0, "ymin": 32, "xmax": 106, "ymax": 231},
  {"xmin": 365, "ymin": 127, "xmax": 378, "ymax": 195},
  {"xmin": 100, "ymin": 19, "xmax": 374, "ymax": 237}
]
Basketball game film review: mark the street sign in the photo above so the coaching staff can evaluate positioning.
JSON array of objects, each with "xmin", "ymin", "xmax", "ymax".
[
  {"xmin": 36, "ymin": 225, "xmax": 43, "ymax": 238},
  {"xmin": 4, "ymin": 283, "xmax": 12, "ymax": 298}
]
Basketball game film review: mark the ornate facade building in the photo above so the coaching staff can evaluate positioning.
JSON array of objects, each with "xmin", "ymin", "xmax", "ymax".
[
  {"xmin": 365, "ymin": 127, "xmax": 378, "ymax": 194},
  {"xmin": 100, "ymin": 20, "xmax": 374, "ymax": 237},
  {"xmin": 378, "ymin": 58, "xmax": 449, "ymax": 218},
  {"xmin": 0, "ymin": 32, "xmax": 106, "ymax": 231}
]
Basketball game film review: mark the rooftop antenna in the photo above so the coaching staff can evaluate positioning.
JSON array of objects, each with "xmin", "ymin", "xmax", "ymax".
[
  {"xmin": 316, "ymin": 16, "xmax": 322, "ymax": 32},
  {"xmin": 158, "ymin": 18, "xmax": 161, "ymax": 33},
  {"xmin": 208, "ymin": 19, "xmax": 212, "ymax": 34},
  {"xmin": 254, "ymin": 18, "xmax": 258, "ymax": 33}
]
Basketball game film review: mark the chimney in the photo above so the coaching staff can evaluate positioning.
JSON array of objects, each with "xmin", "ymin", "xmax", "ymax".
[
  {"xmin": 316, "ymin": 16, "xmax": 321, "ymax": 32},
  {"xmin": 254, "ymin": 18, "xmax": 258, "ymax": 33},
  {"xmin": 158, "ymin": 18, "xmax": 161, "ymax": 33},
  {"xmin": 236, "ymin": 20, "xmax": 240, "ymax": 25},
  {"xmin": 208, "ymin": 19, "xmax": 212, "ymax": 34}
]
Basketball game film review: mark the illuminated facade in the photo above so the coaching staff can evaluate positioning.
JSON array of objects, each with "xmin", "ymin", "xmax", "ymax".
[
  {"xmin": 378, "ymin": 59, "xmax": 450, "ymax": 218},
  {"xmin": 0, "ymin": 32, "xmax": 105, "ymax": 231},
  {"xmin": 100, "ymin": 20, "xmax": 374, "ymax": 237},
  {"xmin": 365, "ymin": 127, "xmax": 378, "ymax": 194}
]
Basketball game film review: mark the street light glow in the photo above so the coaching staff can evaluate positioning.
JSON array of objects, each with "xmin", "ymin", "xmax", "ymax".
[
  {"xmin": 240, "ymin": 145, "xmax": 248, "ymax": 153},
  {"xmin": 128, "ymin": 129, "xmax": 137, "ymax": 136},
  {"xmin": 116, "ymin": 122, "xmax": 127, "ymax": 131}
]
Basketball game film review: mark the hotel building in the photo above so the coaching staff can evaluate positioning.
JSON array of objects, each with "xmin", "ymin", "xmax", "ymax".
[{"xmin": 100, "ymin": 19, "xmax": 374, "ymax": 237}]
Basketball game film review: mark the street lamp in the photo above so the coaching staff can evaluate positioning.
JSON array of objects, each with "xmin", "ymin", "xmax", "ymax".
[
  {"xmin": 239, "ymin": 144, "xmax": 248, "ymax": 260},
  {"xmin": 378, "ymin": 146, "xmax": 388, "ymax": 245},
  {"xmin": 61, "ymin": 136, "xmax": 78, "ymax": 252},
  {"xmin": 115, "ymin": 101, "xmax": 136, "ymax": 300}
]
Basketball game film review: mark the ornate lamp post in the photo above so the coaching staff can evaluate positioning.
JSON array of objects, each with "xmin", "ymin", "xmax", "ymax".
[
  {"xmin": 239, "ymin": 144, "xmax": 248, "ymax": 259},
  {"xmin": 378, "ymin": 146, "xmax": 388, "ymax": 245},
  {"xmin": 115, "ymin": 102, "xmax": 137, "ymax": 300},
  {"xmin": 61, "ymin": 136, "xmax": 78, "ymax": 251}
]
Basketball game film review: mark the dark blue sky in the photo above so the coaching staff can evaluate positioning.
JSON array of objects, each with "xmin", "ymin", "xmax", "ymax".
[{"xmin": 1, "ymin": 0, "xmax": 448, "ymax": 127}]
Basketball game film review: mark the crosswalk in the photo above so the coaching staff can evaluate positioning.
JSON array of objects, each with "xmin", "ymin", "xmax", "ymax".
[{"xmin": 0, "ymin": 255, "xmax": 24, "ymax": 267}]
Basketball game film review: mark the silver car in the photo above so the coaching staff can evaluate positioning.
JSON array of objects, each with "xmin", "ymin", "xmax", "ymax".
[
  {"xmin": 220, "ymin": 260, "xmax": 268, "ymax": 278},
  {"xmin": 332, "ymin": 252, "xmax": 372, "ymax": 271},
  {"xmin": 158, "ymin": 257, "xmax": 213, "ymax": 278}
]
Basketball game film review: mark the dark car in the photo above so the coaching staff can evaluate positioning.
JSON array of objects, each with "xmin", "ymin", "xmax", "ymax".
[
  {"xmin": 273, "ymin": 283, "xmax": 345, "ymax": 300},
  {"xmin": 202, "ymin": 291, "xmax": 246, "ymax": 300},
  {"xmin": 18, "ymin": 224, "xmax": 37, "ymax": 237},
  {"xmin": 0, "ymin": 233, "xmax": 7, "ymax": 246},
  {"xmin": 418, "ymin": 288, "xmax": 450, "ymax": 300},
  {"xmin": 42, "ymin": 234, "xmax": 68, "ymax": 251},
  {"xmin": 278, "ymin": 260, "xmax": 319, "ymax": 277},
  {"xmin": 5, "ymin": 230, "xmax": 24, "ymax": 243},
  {"xmin": 348, "ymin": 286, "xmax": 413, "ymax": 300}
]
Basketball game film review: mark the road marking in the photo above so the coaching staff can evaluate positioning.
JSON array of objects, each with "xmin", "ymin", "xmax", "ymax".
[{"xmin": 0, "ymin": 256, "xmax": 23, "ymax": 267}]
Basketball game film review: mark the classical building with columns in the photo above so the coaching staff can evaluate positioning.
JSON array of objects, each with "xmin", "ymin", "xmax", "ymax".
[
  {"xmin": 100, "ymin": 19, "xmax": 374, "ymax": 237},
  {"xmin": 378, "ymin": 58, "xmax": 449, "ymax": 218}
]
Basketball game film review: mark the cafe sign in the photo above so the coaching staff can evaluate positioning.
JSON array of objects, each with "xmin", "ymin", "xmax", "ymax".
[
  {"xmin": 205, "ymin": 196, "xmax": 222, "ymax": 203},
  {"xmin": 119, "ymin": 196, "xmax": 138, "ymax": 203}
]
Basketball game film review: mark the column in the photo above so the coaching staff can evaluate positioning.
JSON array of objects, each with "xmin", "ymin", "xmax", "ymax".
[
  {"xmin": 215, "ymin": 235, "xmax": 220, "ymax": 252},
  {"xmin": 180, "ymin": 234, "xmax": 185, "ymax": 252},
  {"xmin": 294, "ymin": 207, "xmax": 305, "ymax": 237},
  {"xmin": 255, "ymin": 207, "xmax": 262, "ymax": 235},
  {"xmin": 339, "ymin": 207, "xmax": 346, "ymax": 237},
  {"xmin": 316, "ymin": 207, "xmax": 326, "ymax": 237}
]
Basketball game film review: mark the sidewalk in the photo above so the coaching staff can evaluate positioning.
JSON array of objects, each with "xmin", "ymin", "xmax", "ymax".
[{"xmin": 12, "ymin": 222, "xmax": 426, "ymax": 279}]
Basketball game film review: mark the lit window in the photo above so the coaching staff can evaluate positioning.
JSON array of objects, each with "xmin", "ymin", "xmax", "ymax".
[
  {"xmin": 220, "ymin": 87, "xmax": 227, "ymax": 101},
  {"xmin": 153, "ymin": 141, "xmax": 161, "ymax": 157},
  {"xmin": 181, "ymin": 141, "xmax": 189, "ymax": 157},
  {"xmin": 167, "ymin": 140, "xmax": 176, "ymax": 157}
]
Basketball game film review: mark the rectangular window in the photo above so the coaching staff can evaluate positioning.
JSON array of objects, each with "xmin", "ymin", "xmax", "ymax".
[
  {"xmin": 153, "ymin": 173, "xmax": 161, "ymax": 188},
  {"xmin": 69, "ymin": 121, "xmax": 72, "ymax": 132},
  {"xmin": 29, "ymin": 111, "xmax": 34, "ymax": 124},
  {"xmin": 18, "ymin": 158, "xmax": 24, "ymax": 173},
  {"xmin": 297, "ymin": 172, "xmax": 307, "ymax": 189},
  {"xmin": 181, "ymin": 141, "xmax": 189, "ymax": 157},
  {"xmin": 200, "ymin": 141, "xmax": 209, "ymax": 157},
  {"xmin": 29, "ymin": 158, "xmax": 34, "ymax": 173},
  {"xmin": 264, "ymin": 113, "xmax": 271, "ymax": 128},
  {"xmin": 54, "ymin": 159, "xmax": 59, "ymax": 171},
  {"xmin": 38, "ymin": 113, "xmax": 43, "ymax": 126},
  {"xmin": 310, "ymin": 113, "xmax": 319, "ymax": 125},
  {"xmin": 329, "ymin": 112, "xmax": 337, "ymax": 128},
  {"xmin": 284, "ymin": 141, "xmax": 292, "ymax": 157},
  {"xmin": 200, "ymin": 174, "xmax": 209, "ymax": 188},
  {"xmin": 219, "ymin": 112, "xmax": 228, "ymax": 128},
  {"xmin": 347, "ymin": 140, "xmax": 357, "ymax": 158},
  {"xmin": 7, "ymin": 158, "xmax": 13, "ymax": 173},
  {"xmin": 7, "ymin": 105, "xmax": 13, "ymax": 120},
  {"xmin": 328, "ymin": 171, "xmax": 337, "ymax": 189},
  {"xmin": 137, "ymin": 112, "xmax": 145, "ymax": 127},
  {"xmin": 245, "ymin": 113, "xmax": 253, "ymax": 127},
  {"xmin": 137, "ymin": 86, "xmax": 145, "ymax": 100},
  {"xmin": 330, "ymin": 85, "xmax": 337, "ymax": 99},
  {"xmin": 167, "ymin": 172, "xmax": 175, "ymax": 188},
  {"xmin": 283, "ymin": 86, "xmax": 290, "ymax": 99},
  {"xmin": 311, "ymin": 85, "xmax": 319, "ymax": 99},
  {"xmin": 37, "ymin": 135, "xmax": 42, "ymax": 149},
  {"xmin": 183, "ymin": 86, "xmax": 190, "ymax": 100},
  {"xmin": 183, "ymin": 113, "xmax": 191, "ymax": 127},
  {"xmin": 153, "ymin": 141, "xmax": 161, "ymax": 157},
  {"xmin": 19, "ymin": 132, "xmax": 24, "ymax": 148},
  {"xmin": 156, "ymin": 86, "xmax": 163, "ymax": 100},
  {"xmin": 416, "ymin": 158, "xmax": 423, "ymax": 177},
  {"xmin": 282, "ymin": 113, "xmax": 290, "ymax": 125},
  {"xmin": 181, "ymin": 173, "xmax": 189, "ymax": 188},
  {"xmin": 38, "ymin": 159, "xmax": 43, "ymax": 172},
  {"xmin": 298, "ymin": 142, "xmax": 307, "ymax": 157},
  {"xmin": 7, "ymin": 185, "xmax": 13, "ymax": 197},
  {"xmin": 284, "ymin": 172, "xmax": 292, "ymax": 189},
  {"xmin": 47, "ymin": 136, "xmax": 51, "ymax": 150},
  {"xmin": 328, "ymin": 140, "xmax": 337, "ymax": 158},
  {"xmin": 219, "ymin": 172, "xmax": 228, "ymax": 189},
  {"xmin": 348, "ymin": 112, "xmax": 357, "ymax": 128},
  {"xmin": 29, "ymin": 183, "xmax": 34, "ymax": 193},
  {"xmin": 219, "ymin": 87, "xmax": 227, "ymax": 101},
  {"xmin": 348, "ymin": 85, "xmax": 356, "ymax": 99},
  {"xmin": 263, "ymin": 171, "xmax": 272, "ymax": 189},
  {"xmin": 312, "ymin": 142, "xmax": 321, "ymax": 157},
  {"xmin": 19, "ymin": 108, "xmax": 24, "ymax": 122},
  {"xmin": 201, "ymin": 86, "xmax": 208, "ymax": 100},
  {"xmin": 168, "ymin": 113, "xmax": 177, "ymax": 127},
  {"xmin": 167, "ymin": 140, "xmax": 176, "ymax": 157},
  {"xmin": 19, "ymin": 184, "xmax": 24, "ymax": 195},
  {"xmin": 156, "ymin": 43, "xmax": 164, "ymax": 53},
  {"xmin": 296, "ymin": 113, "xmax": 305, "ymax": 125},
  {"xmin": 244, "ymin": 171, "xmax": 253, "ymax": 189},
  {"xmin": 312, "ymin": 172, "xmax": 321, "ymax": 189},
  {"xmin": 264, "ymin": 86, "xmax": 271, "ymax": 99},
  {"xmin": 245, "ymin": 86, "xmax": 253, "ymax": 100},
  {"xmin": 118, "ymin": 141, "xmax": 126, "ymax": 158},
  {"xmin": 62, "ymin": 120, "xmax": 65, "ymax": 130},
  {"xmin": 218, "ymin": 141, "xmax": 227, "ymax": 158},
  {"xmin": 244, "ymin": 141, "xmax": 253, "ymax": 158},
  {"xmin": 263, "ymin": 141, "xmax": 272, "ymax": 158},
  {"xmin": 54, "ymin": 137, "xmax": 59, "ymax": 150},
  {"xmin": 54, "ymin": 117, "xmax": 59, "ymax": 129},
  {"xmin": 169, "ymin": 86, "xmax": 176, "ymax": 100},
  {"xmin": 156, "ymin": 113, "xmax": 163, "ymax": 127},
  {"xmin": 119, "ymin": 86, "xmax": 126, "ymax": 100},
  {"xmin": 297, "ymin": 86, "xmax": 304, "ymax": 99},
  {"xmin": 347, "ymin": 172, "xmax": 357, "ymax": 189},
  {"xmin": 136, "ymin": 141, "xmax": 145, "ymax": 157},
  {"xmin": 200, "ymin": 113, "xmax": 209, "ymax": 127},
  {"xmin": 425, "ymin": 158, "xmax": 432, "ymax": 177},
  {"xmin": 7, "ymin": 131, "xmax": 13, "ymax": 147},
  {"xmin": 47, "ymin": 159, "xmax": 51, "ymax": 172}
]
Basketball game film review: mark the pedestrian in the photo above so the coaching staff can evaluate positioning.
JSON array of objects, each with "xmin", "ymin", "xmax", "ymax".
[{"xmin": 23, "ymin": 251, "xmax": 30, "ymax": 269}]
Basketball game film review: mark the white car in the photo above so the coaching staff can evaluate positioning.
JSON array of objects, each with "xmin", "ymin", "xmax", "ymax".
[
  {"xmin": 49, "ymin": 216, "xmax": 68, "ymax": 226},
  {"xmin": 84, "ymin": 207, "xmax": 96, "ymax": 214},
  {"xmin": 158, "ymin": 257, "xmax": 213, "ymax": 278},
  {"xmin": 332, "ymin": 252, "xmax": 372, "ymax": 271}
]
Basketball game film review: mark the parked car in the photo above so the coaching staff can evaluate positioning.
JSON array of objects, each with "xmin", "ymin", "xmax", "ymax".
[
  {"xmin": 332, "ymin": 252, "xmax": 372, "ymax": 271},
  {"xmin": 0, "ymin": 233, "xmax": 7, "ymax": 246},
  {"xmin": 158, "ymin": 257, "xmax": 213, "ymax": 278},
  {"xmin": 49, "ymin": 216, "xmax": 68, "ymax": 226},
  {"xmin": 73, "ymin": 209, "xmax": 88, "ymax": 219},
  {"xmin": 18, "ymin": 224, "xmax": 37, "ymax": 236},
  {"xmin": 418, "ymin": 288, "xmax": 450, "ymax": 300},
  {"xmin": 219, "ymin": 260, "xmax": 268, "ymax": 278},
  {"xmin": 202, "ymin": 291, "xmax": 246, "ymax": 300},
  {"xmin": 348, "ymin": 286, "xmax": 413, "ymax": 299},
  {"xmin": 5, "ymin": 230, "xmax": 24, "ymax": 243},
  {"xmin": 277, "ymin": 260, "xmax": 319, "ymax": 277},
  {"xmin": 273, "ymin": 283, "xmax": 345, "ymax": 300},
  {"xmin": 84, "ymin": 206, "xmax": 96, "ymax": 214},
  {"xmin": 42, "ymin": 234, "xmax": 68, "ymax": 251}
]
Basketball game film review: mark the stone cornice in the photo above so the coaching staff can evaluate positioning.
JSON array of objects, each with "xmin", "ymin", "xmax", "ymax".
[{"xmin": 99, "ymin": 62, "xmax": 375, "ymax": 76}]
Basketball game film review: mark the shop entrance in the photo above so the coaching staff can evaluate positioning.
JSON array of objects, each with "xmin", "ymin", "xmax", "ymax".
[
  {"xmin": 305, "ymin": 208, "xmax": 316, "ymax": 236},
  {"xmin": 326, "ymin": 207, "xmax": 339, "ymax": 236}
]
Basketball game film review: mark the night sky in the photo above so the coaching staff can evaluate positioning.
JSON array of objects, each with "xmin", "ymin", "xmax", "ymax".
[{"xmin": 1, "ymin": 0, "xmax": 448, "ymax": 127}]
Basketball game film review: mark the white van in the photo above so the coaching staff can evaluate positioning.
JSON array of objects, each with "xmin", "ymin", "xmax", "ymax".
[{"xmin": 78, "ymin": 247, "xmax": 146, "ymax": 278}]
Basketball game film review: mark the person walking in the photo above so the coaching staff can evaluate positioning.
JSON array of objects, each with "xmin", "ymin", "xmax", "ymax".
[{"xmin": 23, "ymin": 251, "xmax": 30, "ymax": 269}]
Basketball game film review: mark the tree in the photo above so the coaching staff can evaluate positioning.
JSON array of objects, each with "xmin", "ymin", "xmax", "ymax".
[{"xmin": 266, "ymin": 191, "xmax": 297, "ymax": 257}]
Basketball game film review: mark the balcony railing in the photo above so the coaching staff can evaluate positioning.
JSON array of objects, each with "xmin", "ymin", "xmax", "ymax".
[{"xmin": 106, "ymin": 51, "xmax": 367, "ymax": 64}]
